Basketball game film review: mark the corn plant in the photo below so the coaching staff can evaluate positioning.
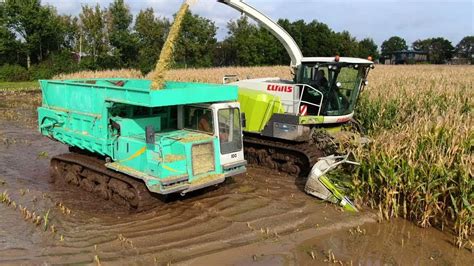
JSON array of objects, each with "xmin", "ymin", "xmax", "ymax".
[{"xmin": 353, "ymin": 65, "xmax": 473, "ymax": 246}]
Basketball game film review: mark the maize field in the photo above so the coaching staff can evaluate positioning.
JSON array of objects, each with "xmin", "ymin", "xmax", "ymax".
[
  {"xmin": 352, "ymin": 65, "xmax": 473, "ymax": 247},
  {"xmin": 55, "ymin": 65, "xmax": 473, "ymax": 245}
]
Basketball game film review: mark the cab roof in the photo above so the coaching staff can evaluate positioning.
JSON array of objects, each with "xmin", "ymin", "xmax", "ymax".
[{"xmin": 301, "ymin": 57, "xmax": 373, "ymax": 64}]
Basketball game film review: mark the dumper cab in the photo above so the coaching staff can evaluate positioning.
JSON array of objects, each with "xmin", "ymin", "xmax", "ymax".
[{"xmin": 38, "ymin": 79, "xmax": 246, "ymax": 196}]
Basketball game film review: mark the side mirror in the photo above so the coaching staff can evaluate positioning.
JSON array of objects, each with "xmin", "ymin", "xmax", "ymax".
[
  {"xmin": 241, "ymin": 112, "xmax": 246, "ymax": 129},
  {"xmin": 146, "ymin": 125, "xmax": 155, "ymax": 144}
]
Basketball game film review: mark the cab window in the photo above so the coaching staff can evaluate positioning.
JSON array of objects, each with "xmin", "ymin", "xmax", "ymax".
[
  {"xmin": 183, "ymin": 106, "xmax": 214, "ymax": 134},
  {"xmin": 218, "ymin": 108, "xmax": 242, "ymax": 154}
]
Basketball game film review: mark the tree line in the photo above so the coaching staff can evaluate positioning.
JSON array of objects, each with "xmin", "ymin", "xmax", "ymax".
[
  {"xmin": 0, "ymin": 0, "xmax": 472, "ymax": 82},
  {"xmin": 381, "ymin": 36, "xmax": 473, "ymax": 64}
]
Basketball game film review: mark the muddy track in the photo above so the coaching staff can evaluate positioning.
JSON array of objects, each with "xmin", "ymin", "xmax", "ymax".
[
  {"xmin": 1, "ymin": 92, "xmax": 472, "ymax": 265},
  {"xmin": 0, "ymin": 119, "xmax": 360, "ymax": 264}
]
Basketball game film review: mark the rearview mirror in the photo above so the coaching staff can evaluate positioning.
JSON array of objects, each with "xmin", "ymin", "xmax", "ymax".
[
  {"xmin": 241, "ymin": 112, "xmax": 246, "ymax": 128},
  {"xmin": 146, "ymin": 125, "xmax": 155, "ymax": 144}
]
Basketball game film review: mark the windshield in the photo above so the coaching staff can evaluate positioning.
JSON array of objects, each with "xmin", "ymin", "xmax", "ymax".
[
  {"xmin": 299, "ymin": 63, "xmax": 366, "ymax": 116},
  {"xmin": 218, "ymin": 108, "xmax": 242, "ymax": 154},
  {"xmin": 183, "ymin": 106, "xmax": 214, "ymax": 134},
  {"xmin": 333, "ymin": 66, "xmax": 362, "ymax": 115}
]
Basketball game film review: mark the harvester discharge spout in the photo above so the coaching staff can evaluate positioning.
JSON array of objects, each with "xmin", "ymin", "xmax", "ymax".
[
  {"xmin": 217, "ymin": 0, "xmax": 303, "ymax": 68},
  {"xmin": 305, "ymin": 154, "xmax": 359, "ymax": 212}
]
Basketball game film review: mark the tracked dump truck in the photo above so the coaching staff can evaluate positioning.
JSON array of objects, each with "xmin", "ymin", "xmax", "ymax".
[
  {"xmin": 219, "ymin": 0, "xmax": 374, "ymax": 176},
  {"xmin": 38, "ymin": 79, "xmax": 246, "ymax": 209}
]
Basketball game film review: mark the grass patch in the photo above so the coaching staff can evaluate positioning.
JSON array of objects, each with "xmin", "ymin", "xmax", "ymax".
[{"xmin": 0, "ymin": 81, "xmax": 40, "ymax": 91}]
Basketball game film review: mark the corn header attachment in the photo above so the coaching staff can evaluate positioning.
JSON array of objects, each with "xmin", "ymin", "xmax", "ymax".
[{"xmin": 305, "ymin": 154, "xmax": 360, "ymax": 212}]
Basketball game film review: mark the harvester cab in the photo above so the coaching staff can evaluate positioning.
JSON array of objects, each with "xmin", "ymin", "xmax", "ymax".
[{"xmin": 295, "ymin": 57, "xmax": 374, "ymax": 118}]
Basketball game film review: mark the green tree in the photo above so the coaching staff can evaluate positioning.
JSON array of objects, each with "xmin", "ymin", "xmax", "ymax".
[
  {"xmin": 428, "ymin": 38, "xmax": 455, "ymax": 64},
  {"xmin": 0, "ymin": 2, "xmax": 21, "ymax": 65},
  {"xmin": 282, "ymin": 19, "xmax": 306, "ymax": 53},
  {"xmin": 303, "ymin": 20, "xmax": 338, "ymax": 57},
  {"xmin": 413, "ymin": 37, "xmax": 454, "ymax": 64},
  {"xmin": 455, "ymin": 36, "xmax": 474, "ymax": 63},
  {"xmin": 277, "ymin": 19, "xmax": 359, "ymax": 60},
  {"xmin": 3, "ymin": 0, "xmax": 64, "ymax": 68},
  {"xmin": 222, "ymin": 16, "xmax": 261, "ymax": 66},
  {"xmin": 381, "ymin": 36, "xmax": 408, "ymax": 56},
  {"xmin": 107, "ymin": 0, "xmax": 138, "ymax": 68},
  {"xmin": 255, "ymin": 26, "xmax": 286, "ymax": 65},
  {"xmin": 358, "ymin": 38, "xmax": 379, "ymax": 60},
  {"xmin": 174, "ymin": 10, "xmax": 217, "ymax": 68},
  {"xmin": 79, "ymin": 4, "xmax": 109, "ymax": 68},
  {"xmin": 412, "ymin": 39, "xmax": 430, "ymax": 51},
  {"xmin": 135, "ymin": 8, "xmax": 169, "ymax": 74},
  {"xmin": 334, "ymin": 31, "xmax": 359, "ymax": 57},
  {"xmin": 221, "ymin": 16, "xmax": 366, "ymax": 66},
  {"xmin": 0, "ymin": 26, "xmax": 20, "ymax": 65},
  {"xmin": 59, "ymin": 15, "xmax": 80, "ymax": 51}
]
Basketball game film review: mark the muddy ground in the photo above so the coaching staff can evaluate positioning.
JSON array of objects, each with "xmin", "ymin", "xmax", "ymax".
[{"xmin": 0, "ymin": 91, "xmax": 472, "ymax": 265}]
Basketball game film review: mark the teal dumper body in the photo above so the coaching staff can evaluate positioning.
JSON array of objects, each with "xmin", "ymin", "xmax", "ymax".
[{"xmin": 38, "ymin": 78, "xmax": 246, "ymax": 195}]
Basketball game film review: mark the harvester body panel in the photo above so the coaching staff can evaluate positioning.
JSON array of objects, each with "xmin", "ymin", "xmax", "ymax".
[{"xmin": 237, "ymin": 88, "xmax": 285, "ymax": 133}]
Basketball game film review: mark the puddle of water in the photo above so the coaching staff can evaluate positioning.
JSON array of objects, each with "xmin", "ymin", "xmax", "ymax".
[{"xmin": 295, "ymin": 219, "xmax": 474, "ymax": 265}]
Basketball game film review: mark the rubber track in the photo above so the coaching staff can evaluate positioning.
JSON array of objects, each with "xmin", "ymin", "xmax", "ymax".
[
  {"xmin": 243, "ymin": 135, "xmax": 324, "ymax": 177},
  {"xmin": 51, "ymin": 153, "xmax": 158, "ymax": 211}
]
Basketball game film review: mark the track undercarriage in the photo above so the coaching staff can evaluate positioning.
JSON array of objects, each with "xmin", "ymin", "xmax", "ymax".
[
  {"xmin": 49, "ymin": 129, "xmax": 345, "ymax": 208},
  {"xmin": 49, "ymin": 152, "xmax": 158, "ymax": 211},
  {"xmin": 243, "ymin": 130, "xmax": 337, "ymax": 177}
]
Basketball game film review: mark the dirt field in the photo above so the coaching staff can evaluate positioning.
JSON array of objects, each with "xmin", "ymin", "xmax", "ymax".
[{"xmin": 0, "ymin": 85, "xmax": 472, "ymax": 265}]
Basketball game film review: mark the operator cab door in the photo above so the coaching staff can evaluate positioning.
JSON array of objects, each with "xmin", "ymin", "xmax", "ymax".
[{"xmin": 210, "ymin": 102, "xmax": 245, "ymax": 167}]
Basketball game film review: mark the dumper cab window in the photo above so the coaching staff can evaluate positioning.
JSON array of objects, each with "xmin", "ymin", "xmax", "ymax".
[
  {"xmin": 218, "ymin": 108, "xmax": 242, "ymax": 154},
  {"xmin": 184, "ymin": 106, "xmax": 214, "ymax": 134}
]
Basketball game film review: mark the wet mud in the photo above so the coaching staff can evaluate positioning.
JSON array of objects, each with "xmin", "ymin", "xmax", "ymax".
[
  {"xmin": 1, "ymin": 91, "xmax": 472, "ymax": 265},
  {"xmin": 293, "ymin": 219, "xmax": 474, "ymax": 265},
  {"xmin": 185, "ymin": 219, "xmax": 473, "ymax": 266}
]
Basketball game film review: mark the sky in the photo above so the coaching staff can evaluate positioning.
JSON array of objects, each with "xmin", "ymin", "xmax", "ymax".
[{"xmin": 43, "ymin": 0, "xmax": 473, "ymax": 47}]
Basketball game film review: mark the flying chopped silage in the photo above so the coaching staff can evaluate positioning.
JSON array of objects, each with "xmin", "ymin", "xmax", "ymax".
[{"xmin": 150, "ymin": 0, "xmax": 194, "ymax": 89}]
